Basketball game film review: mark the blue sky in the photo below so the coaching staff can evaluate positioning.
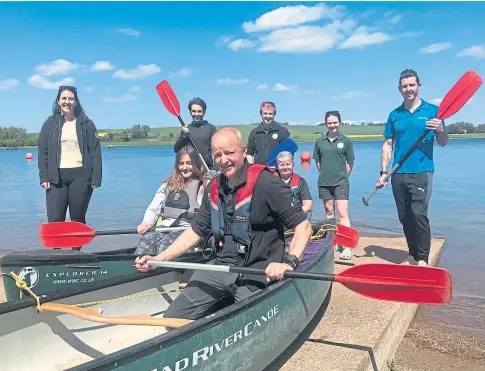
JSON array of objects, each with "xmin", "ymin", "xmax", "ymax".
[{"xmin": 1, "ymin": 1, "xmax": 485, "ymax": 132}]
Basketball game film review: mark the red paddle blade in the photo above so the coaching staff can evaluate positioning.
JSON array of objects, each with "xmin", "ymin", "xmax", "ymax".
[
  {"xmin": 39, "ymin": 221, "xmax": 95, "ymax": 248},
  {"xmin": 334, "ymin": 224, "xmax": 360, "ymax": 249},
  {"xmin": 156, "ymin": 80, "xmax": 181, "ymax": 117},
  {"xmin": 437, "ymin": 70, "xmax": 482, "ymax": 120},
  {"xmin": 335, "ymin": 263, "xmax": 452, "ymax": 305}
]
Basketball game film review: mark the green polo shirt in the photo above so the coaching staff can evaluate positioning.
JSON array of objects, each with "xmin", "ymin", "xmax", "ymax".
[{"xmin": 313, "ymin": 132, "xmax": 355, "ymax": 187}]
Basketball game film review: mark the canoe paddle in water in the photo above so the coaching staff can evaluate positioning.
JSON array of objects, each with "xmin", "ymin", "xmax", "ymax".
[
  {"xmin": 156, "ymin": 80, "xmax": 212, "ymax": 175},
  {"xmin": 146, "ymin": 260, "xmax": 452, "ymax": 305},
  {"xmin": 39, "ymin": 221, "xmax": 188, "ymax": 249},
  {"xmin": 266, "ymin": 137, "xmax": 299, "ymax": 167},
  {"xmin": 362, "ymin": 69, "xmax": 483, "ymax": 206}
]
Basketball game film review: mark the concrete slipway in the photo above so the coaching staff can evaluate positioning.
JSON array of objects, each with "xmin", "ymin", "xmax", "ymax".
[{"xmin": 266, "ymin": 235, "xmax": 446, "ymax": 371}]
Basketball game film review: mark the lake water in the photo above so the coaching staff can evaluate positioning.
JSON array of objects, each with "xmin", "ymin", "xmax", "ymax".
[{"xmin": 1, "ymin": 139, "xmax": 484, "ymax": 334}]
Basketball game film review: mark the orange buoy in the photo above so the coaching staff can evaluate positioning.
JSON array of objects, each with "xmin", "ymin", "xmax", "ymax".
[
  {"xmin": 300, "ymin": 152, "xmax": 311, "ymax": 162},
  {"xmin": 25, "ymin": 153, "xmax": 33, "ymax": 160}
]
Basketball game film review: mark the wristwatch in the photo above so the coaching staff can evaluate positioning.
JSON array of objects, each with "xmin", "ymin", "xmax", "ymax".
[
  {"xmin": 283, "ymin": 254, "xmax": 300, "ymax": 270},
  {"xmin": 380, "ymin": 171, "xmax": 388, "ymax": 176}
]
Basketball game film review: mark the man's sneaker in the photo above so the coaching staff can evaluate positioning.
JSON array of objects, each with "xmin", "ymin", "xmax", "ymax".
[
  {"xmin": 402, "ymin": 255, "xmax": 417, "ymax": 265},
  {"xmin": 417, "ymin": 260, "xmax": 428, "ymax": 267},
  {"xmin": 340, "ymin": 247, "xmax": 352, "ymax": 260}
]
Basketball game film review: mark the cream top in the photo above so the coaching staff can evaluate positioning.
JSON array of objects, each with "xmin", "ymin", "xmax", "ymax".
[{"xmin": 59, "ymin": 119, "xmax": 83, "ymax": 168}]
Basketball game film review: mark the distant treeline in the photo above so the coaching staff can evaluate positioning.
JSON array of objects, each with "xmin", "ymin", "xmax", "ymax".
[{"xmin": 0, "ymin": 126, "xmax": 38, "ymax": 148}]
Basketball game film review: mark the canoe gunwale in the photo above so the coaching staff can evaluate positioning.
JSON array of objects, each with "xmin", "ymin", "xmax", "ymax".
[
  {"xmin": 65, "ymin": 222, "xmax": 336, "ymax": 371},
  {"xmin": 0, "ymin": 251, "xmax": 207, "ymax": 315}
]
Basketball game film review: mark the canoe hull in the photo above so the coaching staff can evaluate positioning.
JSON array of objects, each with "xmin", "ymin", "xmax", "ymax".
[{"xmin": 0, "ymin": 220, "xmax": 336, "ymax": 371}]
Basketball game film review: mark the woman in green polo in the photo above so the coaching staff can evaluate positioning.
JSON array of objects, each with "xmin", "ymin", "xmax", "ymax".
[{"xmin": 313, "ymin": 110, "xmax": 355, "ymax": 259}]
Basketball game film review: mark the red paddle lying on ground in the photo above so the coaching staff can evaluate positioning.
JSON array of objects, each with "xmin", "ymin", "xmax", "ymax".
[
  {"xmin": 362, "ymin": 69, "xmax": 483, "ymax": 206},
  {"xmin": 39, "ymin": 221, "xmax": 188, "ymax": 249},
  {"xmin": 156, "ymin": 80, "xmax": 211, "ymax": 174},
  {"xmin": 146, "ymin": 260, "xmax": 452, "ymax": 305}
]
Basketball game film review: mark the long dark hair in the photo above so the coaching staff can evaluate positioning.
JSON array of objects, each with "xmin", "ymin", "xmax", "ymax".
[
  {"xmin": 162, "ymin": 146, "xmax": 203, "ymax": 194},
  {"xmin": 52, "ymin": 86, "xmax": 86, "ymax": 118}
]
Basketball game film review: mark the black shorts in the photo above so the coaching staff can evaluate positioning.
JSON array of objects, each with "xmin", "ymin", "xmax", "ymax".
[{"xmin": 318, "ymin": 183, "xmax": 349, "ymax": 201}]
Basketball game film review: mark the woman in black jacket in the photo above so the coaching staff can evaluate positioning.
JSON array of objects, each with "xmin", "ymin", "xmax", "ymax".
[{"xmin": 37, "ymin": 86, "xmax": 102, "ymax": 249}]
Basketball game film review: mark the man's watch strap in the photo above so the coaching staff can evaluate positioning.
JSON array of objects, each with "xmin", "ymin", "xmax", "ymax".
[
  {"xmin": 283, "ymin": 254, "xmax": 300, "ymax": 270},
  {"xmin": 380, "ymin": 170, "xmax": 388, "ymax": 176}
]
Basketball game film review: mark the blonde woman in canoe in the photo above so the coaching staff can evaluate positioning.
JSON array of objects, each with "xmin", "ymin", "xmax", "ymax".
[{"xmin": 134, "ymin": 146, "xmax": 209, "ymax": 256}]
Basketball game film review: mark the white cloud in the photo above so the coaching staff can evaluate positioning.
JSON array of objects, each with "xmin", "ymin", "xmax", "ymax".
[
  {"xmin": 35, "ymin": 59, "xmax": 80, "ymax": 77},
  {"xmin": 215, "ymin": 35, "xmax": 233, "ymax": 47},
  {"xmin": 104, "ymin": 94, "xmax": 137, "ymax": 102},
  {"xmin": 242, "ymin": 3, "xmax": 345, "ymax": 33},
  {"xmin": 339, "ymin": 26, "xmax": 392, "ymax": 49},
  {"xmin": 84, "ymin": 86, "xmax": 95, "ymax": 92},
  {"xmin": 389, "ymin": 14, "xmax": 403, "ymax": 24},
  {"xmin": 420, "ymin": 42, "xmax": 453, "ymax": 54},
  {"xmin": 457, "ymin": 45, "xmax": 485, "ymax": 58},
  {"xmin": 28, "ymin": 75, "xmax": 75, "ymax": 90},
  {"xmin": 130, "ymin": 85, "xmax": 141, "ymax": 92},
  {"xmin": 169, "ymin": 68, "xmax": 195, "ymax": 78},
  {"xmin": 91, "ymin": 61, "xmax": 115, "ymax": 71},
  {"xmin": 228, "ymin": 39, "xmax": 255, "ymax": 51},
  {"xmin": 259, "ymin": 20, "xmax": 356, "ymax": 53},
  {"xmin": 273, "ymin": 83, "xmax": 299, "ymax": 92},
  {"xmin": 255, "ymin": 84, "xmax": 268, "ymax": 91},
  {"xmin": 216, "ymin": 78, "xmax": 250, "ymax": 85},
  {"xmin": 430, "ymin": 98, "xmax": 443, "ymax": 105},
  {"xmin": 117, "ymin": 28, "xmax": 140, "ymax": 38},
  {"xmin": 113, "ymin": 64, "xmax": 161, "ymax": 79},
  {"xmin": 331, "ymin": 90, "xmax": 374, "ymax": 100},
  {"xmin": 0, "ymin": 79, "xmax": 19, "ymax": 90}
]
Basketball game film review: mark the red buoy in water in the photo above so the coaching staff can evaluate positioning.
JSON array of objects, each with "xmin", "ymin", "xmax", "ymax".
[
  {"xmin": 300, "ymin": 152, "xmax": 311, "ymax": 162},
  {"xmin": 26, "ymin": 153, "xmax": 33, "ymax": 160}
]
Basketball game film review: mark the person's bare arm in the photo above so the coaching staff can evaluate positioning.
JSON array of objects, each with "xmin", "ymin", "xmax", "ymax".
[
  {"xmin": 286, "ymin": 219, "xmax": 312, "ymax": 259},
  {"xmin": 302, "ymin": 200, "xmax": 312, "ymax": 213},
  {"xmin": 381, "ymin": 138, "xmax": 393, "ymax": 172}
]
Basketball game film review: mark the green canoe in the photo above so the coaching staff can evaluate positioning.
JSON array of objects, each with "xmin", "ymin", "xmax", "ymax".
[
  {"xmin": 0, "ymin": 219, "xmax": 336, "ymax": 371},
  {"xmin": 0, "ymin": 219, "xmax": 335, "ymax": 302}
]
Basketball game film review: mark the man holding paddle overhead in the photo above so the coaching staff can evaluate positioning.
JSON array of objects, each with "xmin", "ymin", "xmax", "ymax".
[
  {"xmin": 135, "ymin": 127, "xmax": 312, "ymax": 320},
  {"xmin": 376, "ymin": 69, "xmax": 448, "ymax": 266}
]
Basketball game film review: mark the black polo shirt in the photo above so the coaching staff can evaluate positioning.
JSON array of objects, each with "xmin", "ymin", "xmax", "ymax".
[
  {"xmin": 312, "ymin": 132, "xmax": 355, "ymax": 187},
  {"xmin": 247, "ymin": 122, "xmax": 290, "ymax": 165},
  {"xmin": 191, "ymin": 161, "xmax": 307, "ymax": 273}
]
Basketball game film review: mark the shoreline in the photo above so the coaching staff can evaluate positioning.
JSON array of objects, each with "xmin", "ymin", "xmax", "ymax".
[{"xmin": 2, "ymin": 133, "xmax": 483, "ymax": 150}]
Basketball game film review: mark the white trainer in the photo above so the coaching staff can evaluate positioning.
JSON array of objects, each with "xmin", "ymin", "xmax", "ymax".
[{"xmin": 402, "ymin": 255, "xmax": 417, "ymax": 265}]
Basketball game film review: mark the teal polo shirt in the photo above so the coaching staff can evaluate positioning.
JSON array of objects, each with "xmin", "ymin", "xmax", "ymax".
[
  {"xmin": 313, "ymin": 132, "xmax": 355, "ymax": 187},
  {"xmin": 384, "ymin": 99, "xmax": 445, "ymax": 174}
]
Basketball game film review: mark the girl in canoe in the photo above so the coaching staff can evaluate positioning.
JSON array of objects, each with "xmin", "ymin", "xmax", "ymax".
[{"xmin": 134, "ymin": 146, "xmax": 209, "ymax": 256}]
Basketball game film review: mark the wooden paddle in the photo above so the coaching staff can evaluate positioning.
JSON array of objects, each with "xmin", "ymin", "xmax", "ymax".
[
  {"xmin": 362, "ymin": 69, "xmax": 483, "ymax": 206},
  {"xmin": 156, "ymin": 80, "xmax": 211, "ymax": 174},
  {"xmin": 39, "ymin": 221, "xmax": 188, "ymax": 249},
  {"xmin": 38, "ymin": 302, "xmax": 193, "ymax": 328},
  {"xmin": 146, "ymin": 260, "xmax": 452, "ymax": 305}
]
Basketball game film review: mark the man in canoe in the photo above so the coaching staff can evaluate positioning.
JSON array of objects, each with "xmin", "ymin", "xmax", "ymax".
[
  {"xmin": 246, "ymin": 101, "xmax": 291, "ymax": 165},
  {"xmin": 136, "ymin": 127, "xmax": 312, "ymax": 320},
  {"xmin": 174, "ymin": 97, "xmax": 217, "ymax": 170},
  {"xmin": 376, "ymin": 69, "xmax": 448, "ymax": 266}
]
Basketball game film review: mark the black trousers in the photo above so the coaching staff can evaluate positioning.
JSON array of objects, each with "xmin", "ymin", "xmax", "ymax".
[
  {"xmin": 391, "ymin": 172, "xmax": 433, "ymax": 262},
  {"xmin": 46, "ymin": 167, "xmax": 93, "ymax": 249},
  {"xmin": 164, "ymin": 260, "xmax": 260, "ymax": 320}
]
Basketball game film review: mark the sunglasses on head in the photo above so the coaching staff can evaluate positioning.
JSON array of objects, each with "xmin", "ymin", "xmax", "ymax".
[{"xmin": 58, "ymin": 85, "xmax": 77, "ymax": 92}]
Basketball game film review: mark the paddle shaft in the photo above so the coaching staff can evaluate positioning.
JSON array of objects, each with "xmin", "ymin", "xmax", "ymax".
[
  {"xmin": 175, "ymin": 114, "xmax": 211, "ymax": 175},
  {"xmin": 93, "ymin": 226, "xmax": 188, "ymax": 236},
  {"xmin": 147, "ymin": 260, "xmax": 335, "ymax": 281},
  {"xmin": 362, "ymin": 129, "xmax": 431, "ymax": 206}
]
